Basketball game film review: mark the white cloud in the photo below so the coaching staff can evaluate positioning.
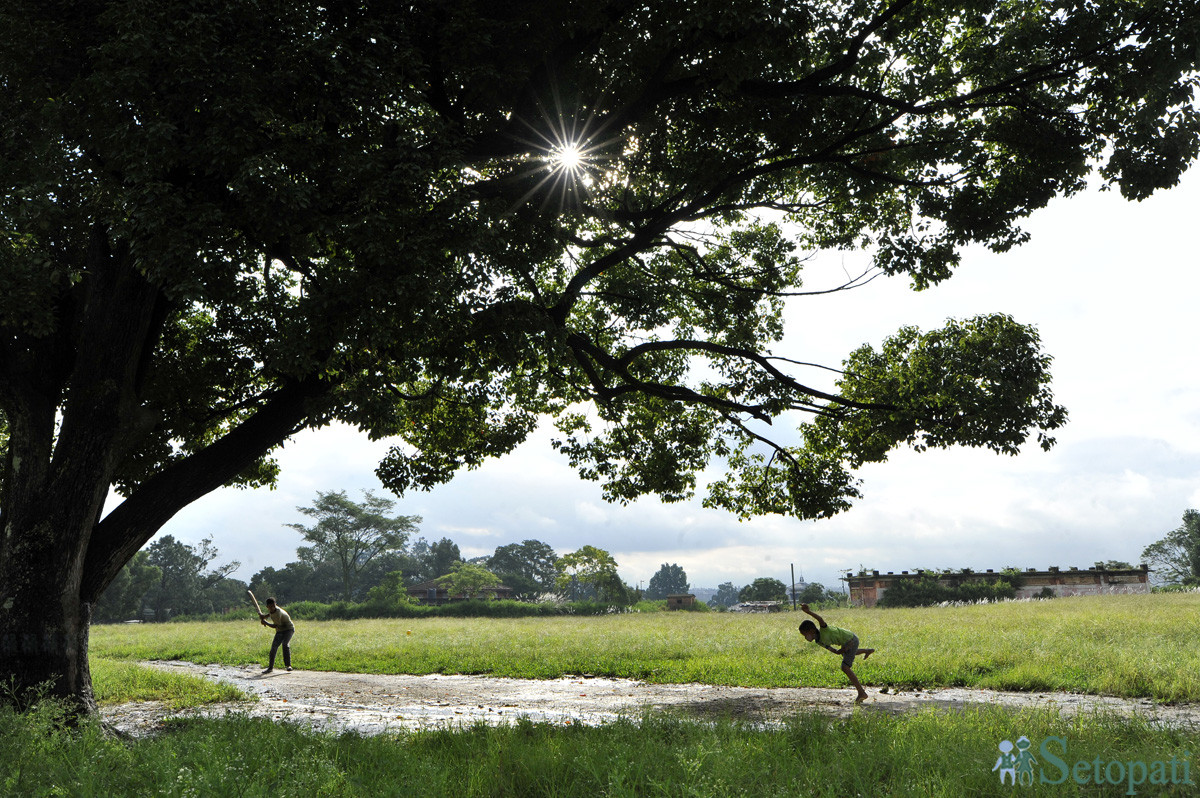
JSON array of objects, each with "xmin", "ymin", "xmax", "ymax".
[
  {"xmin": 575, "ymin": 502, "xmax": 609, "ymax": 525},
  {"xmin": 435, "ymin": 526, "xmax": 500, "ymax": 538}
]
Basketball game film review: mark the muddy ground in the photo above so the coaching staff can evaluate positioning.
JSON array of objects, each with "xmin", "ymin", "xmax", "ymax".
[{"xmin": 99, "ymin": 661, "xmax": 1200, "ymax": 738}]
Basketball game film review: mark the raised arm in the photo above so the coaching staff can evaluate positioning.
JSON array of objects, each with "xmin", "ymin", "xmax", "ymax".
[{"xmin": 800, "ymin": 603, "xmax": 828, "ymax": 628}]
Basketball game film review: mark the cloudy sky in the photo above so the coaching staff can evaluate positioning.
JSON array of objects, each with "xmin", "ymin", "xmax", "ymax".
[{"xmin": 150, "ymin": 167, "xmax": 1200, "ymax": 594}]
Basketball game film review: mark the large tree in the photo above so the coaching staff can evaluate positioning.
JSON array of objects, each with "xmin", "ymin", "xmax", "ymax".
[
  {"xmin": 2, "ymin": 1, "xmax": 1198, "ymax": 714},
  {"xmin": 556, "ymin": 545, "xmax": 627, "ymax": 602},
  {"xmin": 488, "ymin": 539, "xmax": 560, "ymax": 599},
  {"xmin": 645, "ymin": 563, "xmax": 689, "ymax": 600},
  {"xmin": 141, "ymin": 535, "xmax": 240, "ymax": 620},
  {"xmin": 287, "ymin": 489, "xmax": 419, "ymax": 601},
  {"xmin": 739, "ymin": 577, "xmax": 789, "ymax": 603},
  {"xmin": 1141, "ymin": 509, "xmax": 1200, "ymax": 585}
]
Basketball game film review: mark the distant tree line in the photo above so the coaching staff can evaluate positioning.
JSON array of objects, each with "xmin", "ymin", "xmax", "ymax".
[
  {"xmin": 93, "ymin": 535, "xmax": 244, "ymax": 622},
  {"xmin": 96, "ymin": 488, "xmax": 854, "ymax": 621},
  {"xmin": 703, "ymin": 579, "xmax": 844, "ymax": 610}
]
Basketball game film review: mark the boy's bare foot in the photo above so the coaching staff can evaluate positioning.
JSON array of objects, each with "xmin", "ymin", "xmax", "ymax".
[
  {"xmin": 862, "ymin": 649, "xmax": 874, "ymax": 660},
  {"xmin": 855, "ymin": 693, "xmax": 868, "ymax": 703}
]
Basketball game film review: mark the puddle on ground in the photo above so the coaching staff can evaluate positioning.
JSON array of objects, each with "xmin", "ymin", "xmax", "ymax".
[{"xmin": 99, "ymin": 660, "xmax": 1200, "ymax": 738}]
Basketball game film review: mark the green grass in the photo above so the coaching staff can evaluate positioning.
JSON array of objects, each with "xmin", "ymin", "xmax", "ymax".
[
  {"xmin": 90, "ymin": 659, "xmax": 246, "ymax": 708},
  {"xmin": 3, "ymin": 700, "xmax": 1196, "ymax": 797},
  {"xmin": 92, "ymin": 593, "xmax": 1200, "ymax": 702}
]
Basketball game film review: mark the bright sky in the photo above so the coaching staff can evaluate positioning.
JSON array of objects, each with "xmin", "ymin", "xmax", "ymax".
[{"xmin": 152, "ymin": 167, "xmax": 1200, "ymax": 594}]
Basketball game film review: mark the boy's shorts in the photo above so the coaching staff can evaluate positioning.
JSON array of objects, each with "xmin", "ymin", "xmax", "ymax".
[{"xmin": 840, "ymin": 635, "xmax": 860, "ymax": 668}]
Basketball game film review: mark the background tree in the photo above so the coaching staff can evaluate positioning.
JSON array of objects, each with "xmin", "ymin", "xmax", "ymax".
[
  {"xmin": 739, "ymin": 578, "xmax": 788, "ymax": 603},
  {"xmin": 353, "ymin": 550, "xmax": 412, "ymax": 597},
  {"xmin": 142, "ymin": 536, "xmax": 240, "ymax": 620},
  {"xmin": 206, "ymin": 574, "xmax": 252, "ymax": 617},
  {"xmin": 286, "ymin": 490, "xmax": 420, "ymax": 601},
  {"xmin": 3, "ymin": 0, "xmax": 1199, "ymax": 713},
  {"xmin": 93, "ymin": 552, "xmax": 161, "ymax": 623},
  {"xmin": 556, "ymin": 546, "xmax": 627, "ymax": 603},
  {"xmin": 1141, "ymin": 510, "xmax": 1200, "ymax": 585},
  {"xmin": 488, "ymin": 540, "xmax": 559, "ymax": 600},
  {"xmin": 708, "ymin": 582, "xmax": 742, "ymax": 609},
  {"xmin": 249, "ymin": 561, "xmax": 343, "ymax": 605},
  {"xmin": 645, "ymin": 563, "xmax": 689, "ymax": 600},
  {"xmin": 410, "ymin": 538, "xmax": 465, "ymax": 584},
  {"xmin": 795, "ymin": 582, "xmax": 841, "ymax": 605},
  {"xmin": 365, "ymin": 571, "xmax": 420, "ymax": 608},
  {"xmin": 437, "ymin": 562, "xmax": 504, "ymax": 600}
]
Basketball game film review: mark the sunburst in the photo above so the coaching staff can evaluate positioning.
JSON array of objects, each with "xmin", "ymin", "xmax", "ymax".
[
  {"xmin": 498, "ymin": 88, "xmax": 620, "ymax": 213},
  {"xmin": 549, "ymin": 143, "xmax": 585, "ymax": 173}
]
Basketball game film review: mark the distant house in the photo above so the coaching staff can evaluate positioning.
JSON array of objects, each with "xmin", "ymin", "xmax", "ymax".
[
  {"xmin": 729, "ymin": 601, "xmax": 782, "ymax": 613},
  {"xmin": 407, "ymin": 577, "xmax": 513, "ymax": 605},
  {"xmin": 847, "ymin": 565, "xmax": 1150, "ymax": 608},
  {"xmin": 665, "ymin": 594, "xmax": 696, "ymax": 610}
]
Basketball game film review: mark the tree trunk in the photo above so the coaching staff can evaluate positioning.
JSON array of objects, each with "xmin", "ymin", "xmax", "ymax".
[
  {"xmin": 0, "ymin": 509, "xmax": 99, "ymax": 715},
  {"xmin": 0, "ymin": 226, "xmax": 333, "ymax": 717},
  {"xmin": 0, "ymin": 229, "xmax": 156, "ymax": 714}
]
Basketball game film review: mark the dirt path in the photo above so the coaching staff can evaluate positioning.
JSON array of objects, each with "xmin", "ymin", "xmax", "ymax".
[{"xmin": 100, "ymin": 660, "xmax": 1200, "ymax": 737}]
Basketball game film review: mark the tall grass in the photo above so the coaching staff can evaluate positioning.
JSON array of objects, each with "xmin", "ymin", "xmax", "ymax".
[
  {"xmin": 92, "ymin": 593, "xmax": 1200, "ymax": 701},
  {"xmin": 90, "ymin": 659, "xmax": 246, "ymax": 708},
  {"xmin": 4, "ymin": 698, "xmax": 1197, "ymax": 797}
]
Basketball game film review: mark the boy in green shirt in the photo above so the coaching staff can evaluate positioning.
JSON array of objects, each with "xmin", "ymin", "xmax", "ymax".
[{"xmin": 798, "ymin": 603, "xmax": 875, "ymax": 702}]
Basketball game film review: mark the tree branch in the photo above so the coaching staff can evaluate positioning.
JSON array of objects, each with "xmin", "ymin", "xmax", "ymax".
[{"xmin": 82, "ymin": 374, "xmax": 331, "ymax": 601}]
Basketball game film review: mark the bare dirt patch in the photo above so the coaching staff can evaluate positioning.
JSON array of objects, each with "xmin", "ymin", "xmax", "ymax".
[{"xmin": 100, "ymin": 660, "xmax": 1200, "ymax": 737}]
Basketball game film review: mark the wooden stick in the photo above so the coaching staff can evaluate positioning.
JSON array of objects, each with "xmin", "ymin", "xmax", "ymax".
[{"xmin": 247, "ymin": 589, "xmax": 263, "ymax": 617}]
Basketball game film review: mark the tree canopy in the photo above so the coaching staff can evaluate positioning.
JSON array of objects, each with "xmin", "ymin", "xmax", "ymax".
[
  {"xmin": 488, "ymin": 539, "xmax": 559, "ymax": 599},
  {"xmin": 141, "ymin": 535, "xmax": 241, "ymax": 620},
  {"xmin": 556, "ymin": 545, "xmax": 627, "ymax": 602},
  {"xmin": 286, "ymin": 489, "xmax": 420, "ymax": 601},
  {"xmin": 437, "ymin": 562, "xmax": 504, "ymax": 600},
  {"xmin": 708, "ymin": 582, "xmax": 742, "ymax": 609},
  {"xmin": 739, "ymin": 577, "xmax": 789, "ymax": 603},
  {"xmin": 645, "ymin": 563, "xmax": 689, "ymax": 599},
  {"xmin": 2, "ymin": 0, "xmax": 1198, "ymax": 713},
  {"xmin": 1141, "ymin": 509, "xmax": 1200, "ymax": 585}
]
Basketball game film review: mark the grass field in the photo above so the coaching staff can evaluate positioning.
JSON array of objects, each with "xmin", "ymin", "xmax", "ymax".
[
  {"xmin": 90, "ymin": 658, "xmax": 245, "ymax": 707},
  {"xmin": 5, "ymin": 699, "xmax": 1197, "ymax": 797},
  {"xmin": 5, "ymin": 593, "xmax": 1196, "ymax": 796},
  {"xmin": 91, "ymin": 593, "xmax": 1200, "ymax": 702}
]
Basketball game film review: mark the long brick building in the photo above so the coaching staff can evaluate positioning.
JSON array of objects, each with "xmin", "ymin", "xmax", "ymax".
[{"xmin": 847, "ymin": 564, "xmax": 1150, "ymax": 608}]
